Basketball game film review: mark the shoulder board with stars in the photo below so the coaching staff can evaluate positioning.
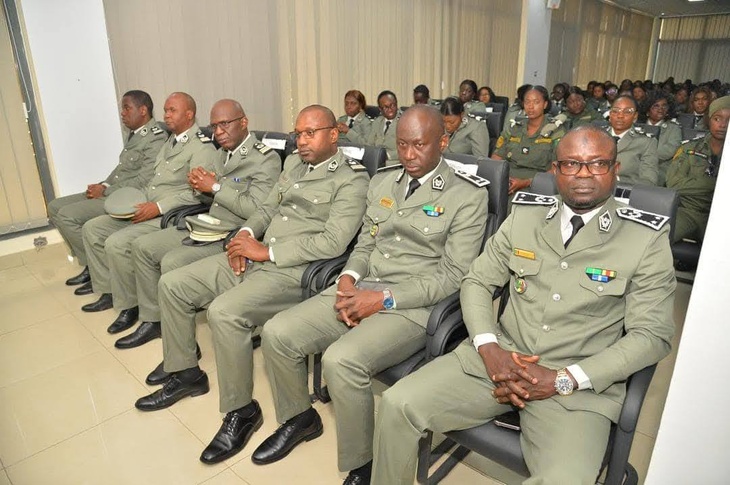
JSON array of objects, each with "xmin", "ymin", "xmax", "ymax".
[
  {"xmin": 253, "ymin": 142, "xmax": 272, "ymax": 154},
  {"xmin": 615, "ymin": 207, "xmax": 669, "ymax": 231},
  {"xmin": 376, "ymin": 164, "xmax": 403, "ymax": 173},
  {"xmin": 345, "ymin": 158, "xmax": 367, "ymax": 172},
  {"xmin": 151, "ymin": 125, "xmax": 165, "ymax": 135},
  {"xmin": 632, "ymin": 126, "xmax": 653, "ymax": 138},
  {"xmin": 454, "ymin": 170, "xmax": 489, "ymax": 188},
  {"xmin": 681, "ymin": 133, "xmax": 706, "ymax": 145},
  {"xmin": 512, "ymin": 192, "xmax": 558, "ymax": 206},
  {"xmin": 196, "ymin": 131, "xmax": 213, "ymax": 143}
]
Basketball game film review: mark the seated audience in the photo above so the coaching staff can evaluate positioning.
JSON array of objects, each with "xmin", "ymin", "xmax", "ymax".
[
  {"xmin": 606, "ymin": 95, "xmax": 659, "ymax": 185},
  {"xmin": 344, "ymin": 90, "xmax": 401, "ymax": 162}
]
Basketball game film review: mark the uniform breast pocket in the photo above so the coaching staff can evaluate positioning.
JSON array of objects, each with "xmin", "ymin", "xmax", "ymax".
[
  {"xmin": 409, "ymin": 216, "xmax": 446, "ymax": 239},
  {"xmin": 507, "ymin": 254, "xmax": 542, "ymax": 302},
  {"xmin": 168, "ymin": 160, "xmax": 187, "ymax": 173},
  {"xmin": 125, "ymin": 150, "xmax": 142, "ymax": 165},
  {"xmin": 366, "ymin": 206, "xmax": 392, "ymax": 226},
  {"xmin": 301, "ymin": 189, "xmax": 331, "ymax": 206},
  {"xmin": 576, "ymin": 277, "xmax": 627, "ymax": 316}
]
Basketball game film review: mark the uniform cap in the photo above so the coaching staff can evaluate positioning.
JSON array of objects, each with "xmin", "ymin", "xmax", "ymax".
[
  {"xmin": 709, "ymin": 96, "xmax": 730, "ymax": 118},
  {"xmin": 104, "ymin": 187, "xmax": 146, "ymax": 218}
]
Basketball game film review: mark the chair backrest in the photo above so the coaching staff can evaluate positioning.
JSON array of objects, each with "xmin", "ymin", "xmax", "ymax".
[
  {"xmin": 484, "ymin": 102, "xmax": 504, "ymax": 112},
  {"xmin": 676, "ymin": 112, "xmax": 696, "ymax": 129},
  {"xmin": 337, "ymin": 141, "xmax": 386, "ymax": 178},
  {"xmin": 364, "ymin": 105, "xmax": 381, "ymax": 119},
  {"xmin": 443, "ymin": 154, "xmax": 509, "ymax": 242},
  {"xmin": 530, "ymin": 171, "xmax": 558, "ymax": 196},
  {"xmin": 253, "ymin": 131, "xmax": 297, "ymax": 164},
  {"xmin": 627, "ymin": 184, "xmax": 679, "ymax": 243},
  {"xmin": 635, "ymin": 123, "xmax": 661, "ymax": 138},
  {"xmin": 681, "ymin": 127, "xmax": 707, "ymax": 142},
  {"xmin": 493, "ymin": 95, "xmax": 510, "ymax": 109},
  {"xmin": 592, "ymin": 118, "xmax": 610, "ymax": 128}
]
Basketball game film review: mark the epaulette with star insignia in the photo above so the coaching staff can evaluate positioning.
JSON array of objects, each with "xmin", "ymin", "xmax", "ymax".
[
  {"xmin": 196, "ymin": 131, "xmax": 213, "ymax": 143},
  {"xmin": 376, "ymin": 164, "xmax": 403, "ymax": 173},
  {"xmin": 253, "ymin": 142, "xmax": 272, "ymax": 154},
  {"xmin": 616, "ymin": 207, "xmax": 669, "ymax": 230},
  {"xmin": 455, "ymin": 170, "xmax": 490, "ymax": 188},
  {"xmin": 151, "ymin": 125, "xmax": 165, "ymax": 135},
  {"xmin": 512, "ymin": 192, "xmax": 558, "ymax": 206},
  {"xmin": 345, "ymin": 158, "xmax": 367, "ymax": 172},
  {"xmin": 632, "ymin": 126, "xmax": 653, "ymax": 138},
  {"xmin": 681, "ymin": 134, "xmax": 706, "ymax": 144}
]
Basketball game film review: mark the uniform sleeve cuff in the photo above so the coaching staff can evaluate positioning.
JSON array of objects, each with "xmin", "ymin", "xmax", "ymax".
[
  {"xmin": 269, "ymin": 247, "xmax": 275, "ymax": 262},
  {"xmin": 336, "ymin": 270, "xmax": 361, "ymax": 285},
  {"xmin": 238, "ymin": 227, "xmax": 254, "ymax": 237},
  {"xmin": 156, "ymin": 202, "xmax": 163, "ymax": 213},
  {"xmin": 101, "ymin": 182, "xmax": 110, "ymax": 187},
  {"xmin": 472, "ymin": 333, "xmax": 498, "ymax": 351},
  {"xmin": 567, "ymin": 364, "xmax": 592, "ymax": 390}
]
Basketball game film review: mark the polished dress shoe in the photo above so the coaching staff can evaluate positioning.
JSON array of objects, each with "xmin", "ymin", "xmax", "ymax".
[
  {"xmin": 146, "ymin": 344, "xmax": 202, "ymax": 385},
  {"xmin": 81, "ymin": 293, "xmax": 113, "ymax": 312},
  {"xmin": 135, "ymin": 372, "xmax": 209, "ymax": 411},
  {"xmin": 200, "ymin": 401, "xmax": 263, "ymax": 464},
  {"xmin": 73, "ymin": 281, "xmax": 93, "ymax": 296},
  {"xmin": 251, "ymin": 408, "xmax": 323, "ymax": 464},
  {"xmin": 114, "ymin": 321, "xmax": 161, "ymax": 349},
  {"xmin": 107, "ymin": 307, "xmax": 139, "ymax": 334},
  {"xmin": 343, "ymin": 473, "xmax": 370, "ymax": 485},
  {"xmin": 65, "ymin": 266, "xmax": 90, "ymax": 286}
]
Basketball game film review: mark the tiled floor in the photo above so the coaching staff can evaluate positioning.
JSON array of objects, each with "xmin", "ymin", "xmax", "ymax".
[{"xmin": 0, "ymin": 243, "xmax": 691, "ymax": 485}]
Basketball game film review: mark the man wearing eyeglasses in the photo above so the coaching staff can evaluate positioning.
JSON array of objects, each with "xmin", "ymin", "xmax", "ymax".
[
  {"xmin": 344, "ymin": 90, "xmax": 401, "ymax": 163},
  {"xmin": 370, "ymin": 125, "xmax": 676, "ymax": 485},
  {"xmin": 133, "ymin": 105, "xmax": 370, "ymax": 466},
  {"xmin": 106, "ymin": 99, "xmax": 281, "ymax": 349},
  {"xmin": 606, "ymin": 95, "xmax": 659, "ymax": 185}
]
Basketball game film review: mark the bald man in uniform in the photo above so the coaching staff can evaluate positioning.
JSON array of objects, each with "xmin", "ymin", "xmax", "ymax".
[{"xmin": 371, "ymin": 126, "xmax": 676, "ymax": 485}]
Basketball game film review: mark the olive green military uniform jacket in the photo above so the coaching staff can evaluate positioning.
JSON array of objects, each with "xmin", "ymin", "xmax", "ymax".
[
  {"xmin": 338, "ymin": 111, "xmax": 372, "ymax": 141},
  {"xmin": 245, "ymin": 150, "xmax": 370, "ymax": 269},
  {"xmin": 666, "ymin": 134, "xmax": 718, "ymax": 217},
  {"xmin": 494, "ymin": 117, "xmax": 566, "ymax": 179},
  {"xmin": 566, "ymin": 106, "xmax": 602, "ymax": 129},
  {"xmin": 146, "ymin": 124, "xmax": 217, "ymax": 213},
  {"xmin": 647, "ymin": 119, "xmax": 682, "ymax": 185},
  {"xmin": 345, "ymin": 115, "xmax": 400, "ymax": 162},
  {"xmin": 102, "ymin": 118, "xmax": 167, "ymax": 195},
  {"xmin": 205, "ymin": 134, "xmax": 281, "ymax": 225},
  {"xmin": 457, "ymin": 194, "xmax": 676, "ymax": 421},
  {"xmin": 444, "ymin": 116, "xmax": 490, "ymax": 157},
  {"xmin": 610, "ymin": 125, "xmax": 659, "ymax": 186},
  {"xmin": 329, "ymin": 159, "xmax": 488, "ymax": 327}
]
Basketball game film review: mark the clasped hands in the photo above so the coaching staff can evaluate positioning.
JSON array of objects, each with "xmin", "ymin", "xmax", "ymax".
[
  {"xmin": 86, "ymin": 183, "xmax": 105, "ymax": 199},
  {"xmin": 188, "ymin": 167, "xmax": 217, "ymax": 193},
  {"xmin": 479, "ymin": 343, "xmax": 560, "ymax": 408},
  {"xmin": 507, "ymin": 177, "xmax": 531, "ymax": 195},
  {"xmin": 334, "ymin": 275, "xmax": 384, "ymax": 328},
  {"xmin": 225, "ymin": 231, "xmax": 270, "ymax": 276}
]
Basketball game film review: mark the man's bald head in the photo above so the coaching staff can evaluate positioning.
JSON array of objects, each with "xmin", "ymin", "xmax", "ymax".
[
  {"xmin": 396, "ymin": 104, "xmax": 447, "ymax": 178},
  {"xmin": 210, "ymin": 99, "xmax": 248, "ymax": 150},
  {"xmin": 298, "ymin": 105, "xmax": 337, "ymax": 127},
  {"xmin": 169, "ymin": 92, "xmax": 197, "ymax": 115},
  {"xmin": 556, "ymin": 125, "xmax": 617, "ymax": 162},
  {"xmin": 163, "ymin": 92, "xmax": 197, "ymax": 135},
  {"xmin": 294, "ymin": 105, "xmax": 339, "ymax": 164}
]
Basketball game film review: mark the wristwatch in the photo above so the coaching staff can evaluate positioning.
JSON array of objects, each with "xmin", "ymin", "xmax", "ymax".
[
  {"xmin": 554, "ymin": 368, "xmax": 574, "ymax": 396},
  {"xmin": 211, "ymin": 182, "xmax": 221, "ymax": 193},
  {"xmin": 382, "ymin": 288, "xmax": 395, "ymax": 310}
]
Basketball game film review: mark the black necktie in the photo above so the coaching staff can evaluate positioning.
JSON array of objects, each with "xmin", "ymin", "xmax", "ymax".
[
  {"xmin": 613, "ymin": 136, "xmax": 620, "ymax": 144},
  {"xmin": 405, "ymin": 178, "xmax": 420, "ymax": 200},
  {"xmin": 127, "ymin": 131, "xmax": 134, "ymax": 143},
  {"xmin": 384, "ymin": 120, "xmax": 392, "ymax": 135},
  {"xmin": 564, "ymin": 215, "xmax": 585, "ymax": 248},
  {"xmin": 348, "ymin": 118, "xmax": 355, "ymax": 129},
  {"xmin": 172, "ymin": 137, "xmax": 177, "ymax": 147}
]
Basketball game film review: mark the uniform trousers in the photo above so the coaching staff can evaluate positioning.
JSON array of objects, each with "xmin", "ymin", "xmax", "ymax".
[
  {"xmin": 261, "ymin": 293, "xmax": 427, "ymax": 472},
  {"xmin": 82, "ymin": 215, "xmax": 160, "ymax": 298},
  {"xmin": 132, "ymin": 227, "xmax": 222, "ymax": 321},
  {"xmin": 158, "ymin": 252, "xmax": 304, "ymax": 413},
  {"xmin": 371, "ymin": 351, "xmax": 611, "ymax": 485},
  {"xmin": 673, "ymin": 208, "xmax": 706, "ymax": 243},
  {"xmin": 47, "ymin": 193, "xmax": 106, "ymax": 266}
]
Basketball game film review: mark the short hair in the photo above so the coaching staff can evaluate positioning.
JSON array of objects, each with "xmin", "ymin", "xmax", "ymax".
[
  {"xmin": 567, "ymin": 85, "xmax": 586, "ymax": 100},
  {"xmin": 123, "ymin": 90, "xmax": 153, "ymax": 116},
  {"xmin": 344, "ymin": 90, "xmax": 367, "ymax": 110},
  {"xmin": 558, "ymin": 125, "xmax": 617, "ymax": 161},
  {"xmin": 459, "ymin": 79, "xmax": 478, "ymax": 99},
  {"xmin": 611, "ymin": 94, "xmax": 638, "ymax": 110},
  {"xmin": 413, "ymin": 84, "xmax": 430, "ymax": 97},
  {"xmin": 377, "ymin": 90, "xmax": 398, "ymax": 105},
  {"xmin": 301, "ymin": 104, "xmax": 337, "ymax": 126},
  {"xmin": 439, "ymin": 97, "xmax": 464, "ymax": 116}
]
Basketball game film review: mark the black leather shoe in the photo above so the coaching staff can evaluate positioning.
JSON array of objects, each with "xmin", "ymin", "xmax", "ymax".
[
  {"xmin": 135, "ymin": 372, "xmax": 209, "ymax": 411},
  {"xmin": 66, "ymin": 266, "xmax": 90, "ymax": 286},
  {"xmin": 200, "ymin": 401, "xmax": 263, "ymax": 464},
  {"xmin": 107, "ymin": 307, "xmax": 139, "ymax": 334},
  {"xmin": 146, "ymin": 344, "xmax": 202, "ymax": 386},
  {"xmin": 73, "ymin": 281, "xmax": 94, "ymax": 296},
  {"xmin": 251, "ymin": 409, "xmax": 323, "ymax": 464},
  {"xmin": 81, "ymin": 293, "xmax": 113, "ymax": 312},
  {"xmin": 114, "ymin": 321, "xmax": 161, "ymax": 348},
  {"xmin": 343, "ymin": 473, "xmax": 370, "ymax": 485}
]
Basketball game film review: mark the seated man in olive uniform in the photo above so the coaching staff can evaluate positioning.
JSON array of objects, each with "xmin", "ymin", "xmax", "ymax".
[
  {"xmin": 371, "ymin": 125, "xmax": 676, "ymax": 485},
  {"xmin": 106, "ymin": 99, "xmax": 281, "ymax": 350},
  {"xmin": 48, "ymin": 90, "xmax": 166, "ymax": 296},
  {"xmin": 133, "ymin": 105, "xmax": 370, "ymax": 466},
  {"xmin": 343, "ymin": 90, "xmax": 400, "ymax": 163},
  {"xmin": 666, "ymin": 96, "xmax": 729, "ymax": 242},
  {"xmin": 440, "ymin": 97, "xmax": 489, "ymax": 157},
  {"xmin": 607, "ymin": 95, "xmax": 659, "ymax": 186},
  {"xmin": 80, "ymin": 92, "xmax": 217, "ymax": 313},
  {"xmin": 253, "ymin": 105, "xmax": 489, "ymax": 485}
]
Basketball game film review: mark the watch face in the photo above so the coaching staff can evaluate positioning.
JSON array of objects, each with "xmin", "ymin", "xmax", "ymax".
[{"xmin": 555, "ymin": 376, "xmax": 573, "ymax": 395}]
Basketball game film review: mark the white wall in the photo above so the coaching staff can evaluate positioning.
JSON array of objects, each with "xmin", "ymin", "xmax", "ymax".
[
  {"xmin": 20, "ymin": 0, "xmax": 122, "ymax": 196},
  {"xmin": 646, "ymin": 135, "xmax": 730, "ymax": 484},
  {"xmin": 519, "ymin": 0, "xmax": 553, "ymax": 86}
]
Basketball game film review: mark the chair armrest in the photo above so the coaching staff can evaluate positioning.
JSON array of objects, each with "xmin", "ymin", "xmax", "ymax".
[
  {"xmin": 425, "ymin": 310, "xmax": 465, "ymax": 361},
  {"xmin": 618, "ymin": 364, "xmax": 657, "ymax": 433},
  {"xmin": 160, "ymin": 203, "xmax": 210, "ymax": 229},
  {"xmin": 425, "ymin": 291, "xmax": 461, "ymax": 337},
  {"xmin": 300, "ymin": 253, "xmax": 350, "ymax": 300}
]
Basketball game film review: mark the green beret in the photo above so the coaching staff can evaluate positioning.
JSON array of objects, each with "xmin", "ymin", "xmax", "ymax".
[
  {"xmin": 709, "ymin": 96, "xmax": 730, "ymax": 117},
  {"xmin": 104, "ymin": 187, "xmax": 146, "ymax": 218}
]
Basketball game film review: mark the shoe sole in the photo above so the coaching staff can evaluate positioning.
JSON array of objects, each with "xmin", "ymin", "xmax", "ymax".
[
  {"xmin": 135, "ymin": 385, "xmax": 210, "ymax": 412},
  {"xmin": 199, "ymin": 417, "xmax": 264, "ymax": 464},
  {"xmin": 250, "ymin": 424, "xmax": 324, "ymax": 465}
]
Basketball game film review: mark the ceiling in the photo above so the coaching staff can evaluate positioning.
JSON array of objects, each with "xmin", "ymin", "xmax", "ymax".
[{"xmin": 608, "ymin": 0, "xmax": 730, "ymax": 17}]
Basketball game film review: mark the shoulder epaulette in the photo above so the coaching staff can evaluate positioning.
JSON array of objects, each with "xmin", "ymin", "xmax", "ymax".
[
  {"xmin": 376, "ymin": 164, "xmax": 403, "ymax": 173},
  {"xmin": 345, "ymin": 158, "xmax": 367, "ymax": 172},
  {"xmin": 196, "ymin": 131, "xmax": 213, "ymax": 143},
  {"xmin": 454, "ymin": 170, "xmax": 490, "ymax": 188},
  {"xmin": 616, "ymin": 207, "xmax": 669, "ymax": 231},
  {"xmin": 253, "ymin": 142, "xmax": 272, "ymax": 154},
  {"xmin": 632, "ymin": 126, "xmax": 653, "ymax": 138},
  {"xmin": 681, "ymin": 133, "xmax": 706, "ymax": 145},
  {"xmin": 150, "ymin": 126, "xmax": 165, "ymax": 135},
  {"xmin": 512, "ymin": 192, "xmax": 558, "ymax": 206}
]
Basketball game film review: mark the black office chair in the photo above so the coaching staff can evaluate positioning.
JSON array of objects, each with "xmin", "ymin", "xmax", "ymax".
[
  {"xmin": 676, "ymin": 113, "xmax": 697, "ymax": 130},
  {"xmin": 493, "ymin": 96, "xmax": 510, "ymax": 110},
  {"xmin": 252, "ymin": 130, "xmax": 297, "ymax": 164},
  {"xmin": 529, "ymin": 171, "xmax": 558, "ymax": 196},
  {"xmin": 484, "ymin": 102, "xmax": 504, "ymax": 112},
  {"xmin": 364, "ymin": 105, "xmax": 382, "ymax": 119},
  {"xmin": 635, "ymin": 123, "xmax": 661, "ymax": 138},
  {"xmin": 592, "ymin": 118, "xmax": 610, "ymax": 128},
  {"xmin": 337, "ymin": 142, "xmax": 388, "ymax": 177},
  {"xmin": 467, "ymin": 112, "xmax": 503, "ymax": 156}
]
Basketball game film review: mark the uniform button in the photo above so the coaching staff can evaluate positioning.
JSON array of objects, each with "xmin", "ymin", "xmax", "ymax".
[
  {"xmin": 560, "ymin": 261, "xmax": 568, "ymax": 270},
  {"xmin": 519, "ymin": 268, "xmax": 524, "ymax": 275},
  {"xmin": 282, "ymin": 216, "xmax": 288, "ymax": 221},
  {"xmin": 597, "ymin": 285, "xmax": 604, "ymax": 292},
  {"xmin": 552, "ymin": 293, "xmax": 561, "ymax": 301},
  {"xmin": 313, "ymin": 198, "xmax": 318, "ymax": 203},
  {"xmin": 124, "ymin": 149, "xmax": 128, "ymax": 152},
  {"xmin": 115, "ymin": 175, "xmax": 118, "ymax": 178},
  {"xmin": 151, "ymin": 186, "xmax": 156, "ymax": 190},
  {"xmin": 542, "ymin": 325, "xmax": 551, "ymax": 332},
  {"xmin": 384, "ymin": 254, "xmax": 390, "ymax": 259},
  {"xmin": 166, "ymin": 161, "xmax": 169, "ymax": 164},
  {"xmin": 157, "ymin": 173, "xmax": 161, "ymax": 176},
  {"xmin": 213, "ymin": 203, "xmax": 219, "ymax": 207},
  {"xmin": 374, "ymin": 217, "xmax": 379, "ymax": 221},
  {"xmin": 395, "ymin": 236, "xmax": 402, "ymax": 242},
  {"xmin": 397, "ymin": 211, "xmax": 403, "ymax": 216},
  {"xmin": 222, "ymin": 176, "xmax": 227, "ymax": 180},
  {"xmin": 375, "ymin": 278, "xmax": 381, "ymax": 282},
  {"xmin": 292, "ymin": 205, "xmax": 297, "ymax": 209},
  {"xmin": 270, "ymin": 237, "xmax": 276, "ymax": 243},
  {"xmin": 293, "ymin": 183, "xmax": 300, "ymax": 189}
]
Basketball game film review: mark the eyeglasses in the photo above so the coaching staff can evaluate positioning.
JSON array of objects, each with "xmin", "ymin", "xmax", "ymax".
[
  {"xmin": 651, "ymin": 103, "xmax": 669, "ymax": 111},
  {"xmin": 609, "ymin": 107, "xmax": 636, "ymax": 115},
  {"xmin": 556, "ymin": 160, "xmax": 616, "ymax": 175},
  {"xmin": 210, "ymin": 116, "xmax": 245, "ymax": 132},
  {"xmin": 289, "ymin": 126, "xmax": 335, "ymax": 140}
]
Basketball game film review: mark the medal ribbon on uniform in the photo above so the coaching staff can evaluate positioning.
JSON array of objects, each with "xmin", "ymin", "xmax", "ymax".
[
  {"xmin": 423, "ymin": 205, "xmax": 444, "ymax": 217},
  {"xmin": 585, "ymin": 267, "xmax": 616, "ymax": 283}
]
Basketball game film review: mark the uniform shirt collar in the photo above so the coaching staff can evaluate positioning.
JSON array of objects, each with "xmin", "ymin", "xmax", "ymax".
[
  {"xmin": 405, "ymin": 162, "xmax": 441, "ymax": 195},
  {"xmin": 174, "ymin": 128, "xmax": 191, "ymax": 143},
  {"xmin": 307, "ymin": 152, "xmax": 338, "ymax": 172},
  {"xmin": 610, "ymin": 127, "xmax": 630, "ymax": 139},
  {"xmin": 228, "ymin": 133, "xmax": 250, "ymax": 157},
  {"xmin": 560, "ymin": 203, "xmax": 604, "ymax": 244}
]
